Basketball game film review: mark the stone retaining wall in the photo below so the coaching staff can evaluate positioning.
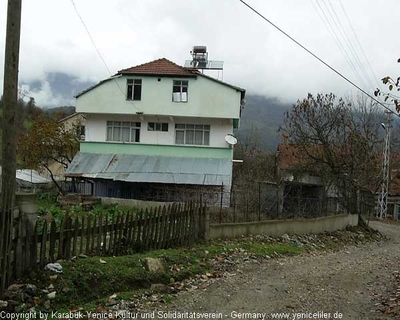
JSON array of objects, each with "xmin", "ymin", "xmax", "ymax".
[{"xmin": 209, "ymin": 214, "xmax": 358, "ymax": 239}]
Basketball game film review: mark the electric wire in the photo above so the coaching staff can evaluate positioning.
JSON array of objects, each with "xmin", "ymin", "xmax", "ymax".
[
  {"xmin": 318, "ymin": 0, "xmax": 388, "ymax": 105},
  {"xmin": 324, "ymin": 0, "xmax": 376, "ymax": 92},
  {"xmin": 318, "ymin": 0, "xmax": 370, "ymax": 92},
  {"xmin": 311, "ymin": 0, "xmax": 365, "ymax": 90},
  {"xmin": 337, "ymin": 0, "xmax": 383, "ymax": 91},
  {"xmin": 69, "ymin": 0, "xmax": 139, "ymax": 111},
  {"xmin": 238, "ymin": 0, "xmax": 398, "ymax": 116}
]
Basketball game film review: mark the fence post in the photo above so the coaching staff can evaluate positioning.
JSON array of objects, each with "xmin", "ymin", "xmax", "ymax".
[
  {"xmin": 203, "ymin": 203, "xmax": 210, "ymax": 244},
  {"xmin": 277, "ymin": 183, "xmax": 284, "ymax": 219},
  {"xmin": 297, "ymin": 196, "xmax": 301, "ymax": 220},
  {"xmin": 219, "ymin": 184, "xmax": 223, "ymax": 223},
  {"xmin": 246, "ymin": 197, "xmax": 249, "ymax": 222},
  {"xmin": 14, "ymin": 209, "xmax": 23, "ymax": 279},
  {"xmin": 233, "ymin": 190, "xmax": 236, "ymax": 223},
  {"xmin": 258, "ymin": 182, "xmax": 261, "ymax": 221},
  {"xmin": 39, "ymin": 221, "xmax": 48, "ymax": 268}
]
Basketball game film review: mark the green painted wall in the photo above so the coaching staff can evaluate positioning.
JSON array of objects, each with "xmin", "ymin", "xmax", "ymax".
[
  {"xmin": 80, "ymin": 141, "xmax": 233, "ymax": 159},
  {"xmin": 76, "ymin": 75, "xmax": 242, "ymax": 119}
]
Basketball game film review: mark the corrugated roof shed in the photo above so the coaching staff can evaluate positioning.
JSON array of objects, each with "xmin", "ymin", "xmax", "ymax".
[
  {"xmin": 65, "ymin": 152, "xmax": 232, "ymax": 186},
  {"xmin": 0, "ymin": 166, "xmax": 52, "ymax": 184}
]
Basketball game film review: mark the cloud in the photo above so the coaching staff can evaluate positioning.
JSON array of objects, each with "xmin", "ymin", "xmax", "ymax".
[
  {"xmin": 0, "ymin": 0, "xmax": 399, "ymax": 107},
  {"xmin": 20, "ymin": 72, "xmax": 96, "ymax": 108},
  {"xmin": 20, "ymin": 81, "xmax": 65, "ymax": 108}
]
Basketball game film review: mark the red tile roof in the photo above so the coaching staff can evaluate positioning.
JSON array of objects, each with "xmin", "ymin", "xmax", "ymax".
[
  {"xmin": 277, "ymin": 143, "xmax": 322, "ymax": 171},
  {"xmin": 277, "ymin": 143, "xmax": 400, "ymax": 195},
  {"xmin": 117, "ymin": 58, "xmax": 195, "ymax": 76},
  {"xmin": 388, "ymin": 153, "xmax": 400, "ymax": 195},
  {"xmin": 76, "ymin": 58, "xmax": 245, "ymax": 98}
]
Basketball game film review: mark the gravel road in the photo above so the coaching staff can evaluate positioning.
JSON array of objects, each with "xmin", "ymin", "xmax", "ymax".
[{"xmin": 150, "ymin": 221, "xmax": 400, "ymax": 320}]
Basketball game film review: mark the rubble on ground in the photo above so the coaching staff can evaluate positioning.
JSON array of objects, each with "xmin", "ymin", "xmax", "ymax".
[
  {"xmin": 0, "ymin": 226, "xmax": 384, "ymax": 315},
  {"xmin": 375, "ymin": 270, "xmax": 400, "ymax": 316}
]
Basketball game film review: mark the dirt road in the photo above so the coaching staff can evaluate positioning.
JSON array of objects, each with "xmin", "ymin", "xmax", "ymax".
[{"xmin": 152, "ymin": 221, "xmax": 400, "ymax": 320}]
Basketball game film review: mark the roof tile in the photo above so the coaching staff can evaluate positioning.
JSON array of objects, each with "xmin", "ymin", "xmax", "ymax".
[
  {"xmin": 117, "ymin": 58, "xmax": 195, "ymax": 76},
  {"xmin": 277, "ymin": 144, "xmax": 322, "ymax": 170}
]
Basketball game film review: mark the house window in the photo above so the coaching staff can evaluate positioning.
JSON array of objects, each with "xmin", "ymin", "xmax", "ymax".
[
  {"xmin": 76, "ymin": 125, "xmax": 85, "ymax": 137},
  {"xmin": 76, "ymin": 125, "xmax": 85, "ymax": 141},
  {"xmin": 175, "ymin": 124, "xmax": 210, "ymax": 145},
  {"xmin": 148, "ymin": 122, "xmax": 168, "ymax": 132},
  {"xmin": 106, "ymin": 121, "xmax": 141, "ymax": 142},
  {"xmin": 127, "ymin": 79, "xmax": 142, "ymax": 101},
  {"xmin": 172, "ymin": 80, "xmax": 188, "ymax": 102}
]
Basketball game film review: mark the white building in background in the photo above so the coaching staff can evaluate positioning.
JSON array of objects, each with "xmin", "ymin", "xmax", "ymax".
[{"xmin": 66, "ymin": 57, "xmax": 245, "ymax": 201}]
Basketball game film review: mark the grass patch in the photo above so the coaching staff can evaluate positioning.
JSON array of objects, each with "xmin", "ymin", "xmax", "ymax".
[{"xmin": 24, "ymin": 241, "xmax": 303, "ymax": 312}]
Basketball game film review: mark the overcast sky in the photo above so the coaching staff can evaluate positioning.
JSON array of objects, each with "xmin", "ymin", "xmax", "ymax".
[{"xmin": 0, "ymin": 0, "xmax": 399, "ymax": 108}]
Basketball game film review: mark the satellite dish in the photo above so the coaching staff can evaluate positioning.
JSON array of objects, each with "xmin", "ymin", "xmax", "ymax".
[{"xmin": 225, "ymin": 134, "xmax": 238, "ymax": 145}]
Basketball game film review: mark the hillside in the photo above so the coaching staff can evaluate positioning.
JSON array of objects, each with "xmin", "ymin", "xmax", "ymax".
[
  {"xmin": 44, "ymin": 106, "xmax": 76, "ymax": 120},
  {"xmin": 236, "ymin": 95, "xmax": 293, "ymax": 151}
]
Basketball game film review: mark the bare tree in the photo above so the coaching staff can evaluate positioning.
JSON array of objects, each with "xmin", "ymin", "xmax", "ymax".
[
  {"xmin": 280, "ymin": 93, "xmax": 384, "ymax": 211},
  {"xmin": 233, "ymin": 125, "xmax": 276, "ymax": 187},
  {"xmin": 374, "ymin": 57, "xmax": 400, "ymax": 111}
]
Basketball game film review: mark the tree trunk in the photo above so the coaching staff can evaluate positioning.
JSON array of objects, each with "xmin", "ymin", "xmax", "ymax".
[
  {"xmin": 44, "ymin": 165, "xmax": 65, "ymax": 195},
  {"xmin": 1, "ymin": 0, "xmax": 22, "ymax": 292}
]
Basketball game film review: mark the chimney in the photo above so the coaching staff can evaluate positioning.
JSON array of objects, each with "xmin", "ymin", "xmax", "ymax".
[{"xmin": 282, "ymin": 132, "xmax": 289, "ymax": 145}]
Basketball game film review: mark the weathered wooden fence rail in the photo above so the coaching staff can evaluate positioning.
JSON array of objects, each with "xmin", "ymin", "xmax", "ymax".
[
  {"xmin": 0, "ymin": 201, "xmax": 208, "ymax": 295},
  {"xmin": 0, "ymin": 209, "xmax": 14, "ymax": 298}
]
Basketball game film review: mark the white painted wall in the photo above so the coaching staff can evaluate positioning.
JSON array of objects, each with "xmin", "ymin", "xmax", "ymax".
[
  {"xmin": 85, "ymin": 114, "xmax": 234, "ymax": 148},
  {"xmin": 76, "ymin": 75, "xmax": 242, "ymax": 119}
]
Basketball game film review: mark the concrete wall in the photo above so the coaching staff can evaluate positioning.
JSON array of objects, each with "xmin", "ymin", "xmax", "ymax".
[
  {"xmin": 15, "ymin": 193, "xmax": 38, "ymax": 230},
  {"xmin": 76, "ymin": 74, "xmax": 242, "ymax": 119},
  {"xmin": 209, "ymin": 214, "xmax": 359, "ymax": 239},
  {"xmin": 101, "ymin": 197, "xmax": 358, "ymax": 238}
]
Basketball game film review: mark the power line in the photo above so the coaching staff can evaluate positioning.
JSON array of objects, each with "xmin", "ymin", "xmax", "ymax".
[
  {"xmin": 70, "ymin": 0, "xmax": 112, "ymax": 75},
  {"xmin": 337, "ymin": 0, "xmax": 383, "ymax": 91},
  {"xmin": 69, "ymin": 0, "xmax": 139, "ymax": 111},
  {"xmin": 312, "ymin": 0, "xmax": 379, "ymax": 97},
  {"xmin": 334, "ymin": 0, "xmax": 386, "ymax": 106},
  {"xmin": 312, "ymin": 0, "xmax": 366, "ymax": 90},
  {"xmin": 324, "ymin": 0, "xmax": 376, "ymax": 92},
  {"xmin": 238, "ymin": 0, "xmax": 398, "ymax": 117},
  {"xmin": 318, "ymin": 0, "xmax": 370, "ymax": 91}
]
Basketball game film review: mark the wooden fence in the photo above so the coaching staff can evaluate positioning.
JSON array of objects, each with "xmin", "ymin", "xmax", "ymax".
[
  {"xmin": 0, "ymin": 209, "xmax": 14, "ymax": 298},
  {"xmin": 0, "ymin": 201, "xmax": 208, "ymax": 295}
]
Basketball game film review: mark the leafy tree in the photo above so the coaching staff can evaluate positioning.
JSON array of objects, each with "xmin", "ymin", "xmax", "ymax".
[
  {"xmin": 17, "ymin": 115, "xmax": 79, "ymax": 194},
  {"xmin": 374, "ymin": 58, "xmax": 400, "ymax": 111},
  {"xmin": 280, "ymin": 93, "xmax": 383, "ymax": 212},
  {"xmin": 0, "ymin": 94, "xmax": 43, "ymax": 162}
]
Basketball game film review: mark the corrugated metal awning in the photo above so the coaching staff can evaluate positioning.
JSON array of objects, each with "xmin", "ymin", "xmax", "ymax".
[
  {"xmin": 0, "ymin": 166, "xmax": 52, "ymax": 184},
  {"xmin": 65, "ymin": 152, "xmax": 232, "ymax": 186}
]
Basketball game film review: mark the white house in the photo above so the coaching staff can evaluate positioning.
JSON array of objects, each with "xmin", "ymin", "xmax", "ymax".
[{"xmin": 65, "ymin": 58, "xmax": 245, "ymax": 201}]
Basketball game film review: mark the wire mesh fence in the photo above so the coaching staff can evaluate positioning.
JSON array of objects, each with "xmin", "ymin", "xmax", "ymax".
[
  {"xmin": 61, "ymin": 180, "xmax": 375, "ymax": 224},
  {"xmin": 209, "ymin": 194, "xmax": 348, "ymax": 223}
]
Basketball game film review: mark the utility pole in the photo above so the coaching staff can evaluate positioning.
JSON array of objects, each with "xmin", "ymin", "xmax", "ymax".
[
  {"xmin": 377, "ymin": 111, "xmax": 393, "ymax": 219},
  {"xmin": 1, "ymin": 0, "xmax": 22, "ymax": 291}
]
